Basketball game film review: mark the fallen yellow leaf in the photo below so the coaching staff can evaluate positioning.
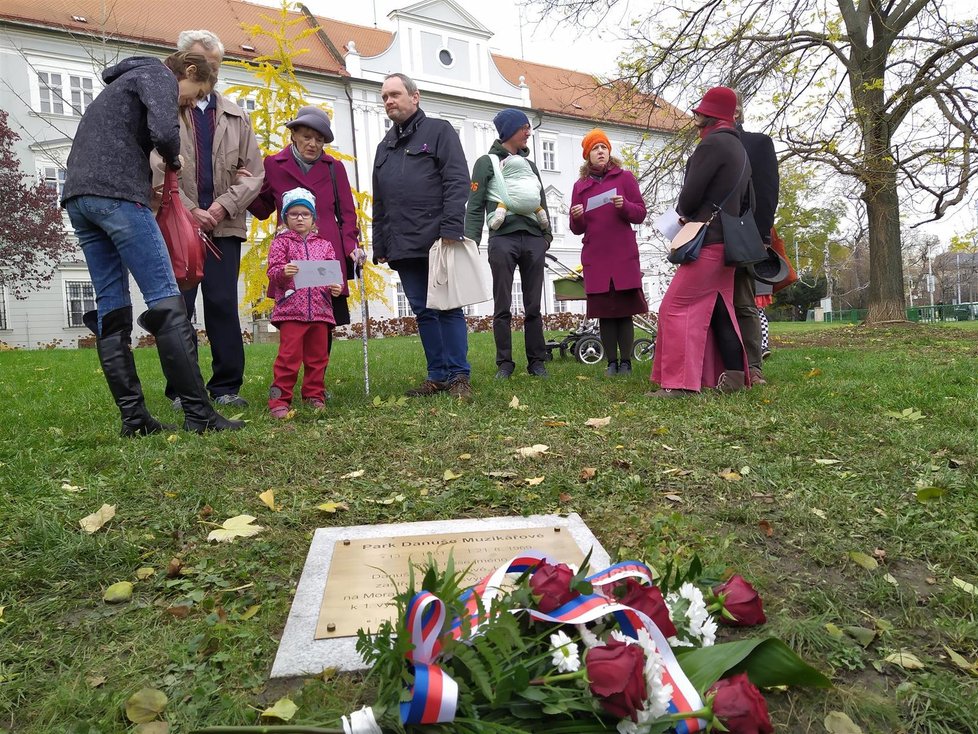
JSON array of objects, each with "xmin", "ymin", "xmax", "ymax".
[
  {"xmin": 317, "ymin": 501, "xmax": 349, "ymax": 513},
  {"xmin": 517, "ymin": 444, "xmax": 550, "ymax": 458},
  {"xmin": 79, "ymin": 504, "xmax": 116, "ymax": 534},
  {"xmin": 258, "ymin": 489, "xmax": 277, "ymax": 511},
  {"xmin": 524, "ymin": 476, "xmax": 545, "ymax": 486},
  {"xmin": 585, "ymin": 416, "xmax": 611, "ymax": 428},
  {"xmin": 207, "ymin": 515, "xmax": 264, "ymax": 543},
  {"xmin": 443, "ymin": 469, "xmax": 463, "ymax": 481},
  {"xmin": 340, "ymin": 469, "xmax": 365, "ymax": 479}
]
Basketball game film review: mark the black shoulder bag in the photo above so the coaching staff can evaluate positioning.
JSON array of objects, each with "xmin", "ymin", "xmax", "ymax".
[
  {"xmin": 721, "ymin": 151, "xmax": 768, "ymax": 267},
  {"xmin": 667, "ymin": 156, "xmax": 748, "ymax": 266}
]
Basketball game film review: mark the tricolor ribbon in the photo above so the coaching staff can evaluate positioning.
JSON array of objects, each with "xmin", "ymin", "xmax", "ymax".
[{"xmin": 397, "ymin": 551, "xmax": 705, "ymax": 732}]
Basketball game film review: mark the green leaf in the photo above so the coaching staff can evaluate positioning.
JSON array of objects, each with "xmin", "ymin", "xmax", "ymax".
[
  {"xmin": 676, "ymin": 638, "xmax": 832, "ymax": 691},
  {"xmin": 824, "ymin": 711, "xmax": 863, "ymax": 733},
  {"xmin": 848, "ymin": 551, "xmax": 879, "ymax": 570},
  {"xmin": 844, "ymin": 626, "xmax": 877, "ymax": 648},
  {"xmin": 260, "ymin": 697, "xmax": 298, "ymax": 721},
  {"xmin": 103, "ymin": 581, "xmax": 133, "ymax": 604},
  {"xmin": 952, "ymin": 577, "xmax": 977, "ymax": 596},
  {"xmin": 125, "ymin": 687, "xmax": 168, "ymax": 723},
  {"xmin": 915, "ymin": 486, "xmax": 946, "ymax": 503}
]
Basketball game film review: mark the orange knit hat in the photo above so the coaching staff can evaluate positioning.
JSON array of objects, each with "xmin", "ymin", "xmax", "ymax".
[{"xmin": 581, "ymin": 129, "xmax": 611, "ymax": 159}]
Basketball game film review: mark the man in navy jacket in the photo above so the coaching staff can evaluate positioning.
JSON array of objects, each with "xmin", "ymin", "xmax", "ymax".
[
  {"xmin": 372, "ymin": 73, "xmax": 473, "ymax": 400},
  {"xmin": 734, "ymin": 93, "xmax": 779, "ymax": 383}
]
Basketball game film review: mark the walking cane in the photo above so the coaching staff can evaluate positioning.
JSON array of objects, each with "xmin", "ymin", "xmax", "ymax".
[{"xmin": 355, "ymin": 259, "xmax": 370, "ymax": 396}]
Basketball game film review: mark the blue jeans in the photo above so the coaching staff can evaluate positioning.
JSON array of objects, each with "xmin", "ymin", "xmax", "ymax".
[
  {"xmin": 393, "ymin": 258, "xmax": 470, "ymax": 382},
  {"xmin": 65, "ymin": 196, "xmax": 180, "ymax": 334}
]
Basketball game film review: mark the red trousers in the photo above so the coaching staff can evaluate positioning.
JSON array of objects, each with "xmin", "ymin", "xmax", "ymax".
[{"xmin": 270, "ymin": 321, "xmax": 330, "ymax": 409}]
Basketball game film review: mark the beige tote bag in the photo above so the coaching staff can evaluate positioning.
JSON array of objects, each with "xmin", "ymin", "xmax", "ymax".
[{"xmin": 426, "ymin": 238, "xmax": 491, "ymax": 310}]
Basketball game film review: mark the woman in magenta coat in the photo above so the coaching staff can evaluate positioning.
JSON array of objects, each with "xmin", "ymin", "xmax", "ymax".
[
  {"xmin": 249, "ymin": 106, "xmax": 364, "ymax": 340},
  {"xmin": 569, "ymin": 130, "xmax": 648, "ymax": 375}
]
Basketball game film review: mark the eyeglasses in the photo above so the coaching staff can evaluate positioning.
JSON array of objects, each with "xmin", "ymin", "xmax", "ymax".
[{"xmin": 287, "ymin": 211, "xmax": 313, "ymax": 219}]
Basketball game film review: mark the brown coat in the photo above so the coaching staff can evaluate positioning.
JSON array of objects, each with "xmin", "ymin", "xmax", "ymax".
[
  {"xmin": 152, "ymin": 91, "xmax": 264, "ymax": 238},
  {"xmin": 677, "ymin": 126, "xmax": 751, "ymax": 246}
]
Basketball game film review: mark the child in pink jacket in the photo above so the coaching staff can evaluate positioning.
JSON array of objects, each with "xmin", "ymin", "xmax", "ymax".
[{"xmin": 266, "ymin": 187, "xmax": 342, "ymax": 418}]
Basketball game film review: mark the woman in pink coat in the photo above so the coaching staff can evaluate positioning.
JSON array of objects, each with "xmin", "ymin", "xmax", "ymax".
[
  {"xmin": 569, "ymin": 130, "xmax": 648, "ymax": 375},
  {"xmin": 249, "ymin": 106, "xmax": 364, "ymax": 341}
]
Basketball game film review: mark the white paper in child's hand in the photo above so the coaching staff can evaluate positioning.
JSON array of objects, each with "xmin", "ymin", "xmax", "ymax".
[
  {"xmin": 292, "ymin": 260, "xmax": 343, "ymax": 289},
  {"xmin": 585, "ymin": 188, "xmax": 618, "ymax": 212}
]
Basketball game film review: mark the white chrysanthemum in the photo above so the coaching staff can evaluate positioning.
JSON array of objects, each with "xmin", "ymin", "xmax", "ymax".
[
  {"xmin": 663, "ymin": 583, "xmax": 716, "ymax": 648},
  {"xmin": 550, "ymin": 630, "xmax": 581, "ymax": 672},
  {"xmin": 576, "ymin": 623, "xmax": 601, "ymax": 649}
]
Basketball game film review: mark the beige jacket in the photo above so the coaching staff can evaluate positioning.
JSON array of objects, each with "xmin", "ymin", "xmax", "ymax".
[{"xmin": 152, "ymin": 91, "xmax": 264, "ymax": 239}]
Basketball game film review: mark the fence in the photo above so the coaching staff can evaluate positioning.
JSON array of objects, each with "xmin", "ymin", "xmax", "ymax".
[{"xmin": 812, "ymin": 303, "xmax": 978, "ymax": 323}]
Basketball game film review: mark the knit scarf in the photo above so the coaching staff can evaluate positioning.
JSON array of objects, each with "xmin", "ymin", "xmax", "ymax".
[{"xmin": 698, "ymin": 119, "xmax": 736, "ymax": 140}]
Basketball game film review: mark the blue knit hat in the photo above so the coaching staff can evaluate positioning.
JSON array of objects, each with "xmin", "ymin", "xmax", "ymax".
[
  {"xmin": 493, "ymin": 108, "xmax": 530, "ymax": 143},
  {"xmin": 282, "ymin": 187, "xmax": 317, "ymax": 221}
]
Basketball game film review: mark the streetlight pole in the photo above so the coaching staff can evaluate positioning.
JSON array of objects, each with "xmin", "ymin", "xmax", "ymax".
[{"xmin": 956, "ymin": 252, "xmax": 962, "ymax": 304}]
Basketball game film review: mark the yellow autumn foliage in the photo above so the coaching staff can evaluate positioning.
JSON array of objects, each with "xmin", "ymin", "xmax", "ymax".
[{"xmin": 223, "ymin": 0, "xmax": 387, "ymax": 316}]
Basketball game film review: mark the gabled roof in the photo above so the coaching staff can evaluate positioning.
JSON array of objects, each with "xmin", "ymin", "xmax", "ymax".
[
  {"xmin": 389, "ymin": 0, "xmax": 493, "ymax": 39},
  {"xmin": 1, "ymin": 0, "xmax": 685, "ymax": 132}
]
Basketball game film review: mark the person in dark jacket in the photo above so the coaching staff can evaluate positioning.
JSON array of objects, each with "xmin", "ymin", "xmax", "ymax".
[
  {"xmin": 735, "ymin": 93, "xmax": 780, "ymax": 376},
  {"xmin": 649, "ymin": 86, "xmax": 751, "ymax": 397},
  {"xmin": 465, "ymin": 108, "xmax": 552, "ymax": 378},
  {"xmin": 62, "ymin": 53, "xmax": 242, "ymax": 434},
  {"xmin": 372, "ymin": 73, "xmax": 473, "ymax": 400}
]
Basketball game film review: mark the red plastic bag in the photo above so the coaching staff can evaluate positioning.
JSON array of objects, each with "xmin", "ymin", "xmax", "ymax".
[{"xmin": 156, "ymin": 169, "xmax": 216, "ymax": 291}]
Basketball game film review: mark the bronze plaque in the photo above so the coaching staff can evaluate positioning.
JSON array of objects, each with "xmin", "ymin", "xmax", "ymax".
[{"xmin": 316, "ymin": 527, "xmax": 587, "ymax": 638}]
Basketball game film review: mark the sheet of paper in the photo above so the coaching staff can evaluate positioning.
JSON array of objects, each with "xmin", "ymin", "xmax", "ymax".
[
  {"xmin": 292, "ymin": 260, "xmax": 344, "ymax": 289},
  {"xmin": 585, "ymin": 188, "xmax": 618, "ymax": 212},
  {"xmin": 654, "ymin": 208, "xmax": 683, "ymax": 240}
]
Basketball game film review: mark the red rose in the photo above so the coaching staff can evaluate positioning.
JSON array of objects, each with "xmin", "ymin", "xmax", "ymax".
[
  {"xmin": 713, "ymin": 575, "xmax": 766, "ymax": 626},
  {"xmin": 618, "ymin": 578, "xmax": 678, "ymax": 638},
  {"xmin": 708, "ymin": 673, "xmax": 773, "ymax": 734},
  {"xmin": 529, "ymin": 561, "xmax": 578, "ymax": 613},
  {"xmin": 586, "ymin": 638, "xmax": 648, "ymax": 721}
]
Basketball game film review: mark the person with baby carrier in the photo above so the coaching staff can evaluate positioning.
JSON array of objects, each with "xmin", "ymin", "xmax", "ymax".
[{"xmin": 465, "ymin": 108, "xmax": 553, "ymax": 379}]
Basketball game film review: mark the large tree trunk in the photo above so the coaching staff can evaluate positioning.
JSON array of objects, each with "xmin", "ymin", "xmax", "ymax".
[{"xmin": 864, "ymin": 168, "xmax": 906, "ymax": 323}]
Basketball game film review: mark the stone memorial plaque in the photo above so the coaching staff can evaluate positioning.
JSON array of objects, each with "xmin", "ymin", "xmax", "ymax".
[
  {"xmin": 270, "ymin": 513, "xmax": 609, "ymax": 677},
  {"xmin": 316, "ymin": 526, "xmax": 586, "ymax": 638}
]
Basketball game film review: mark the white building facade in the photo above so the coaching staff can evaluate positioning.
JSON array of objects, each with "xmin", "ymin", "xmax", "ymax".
[{"xmin": 0, "ymin": 0, "xmax": 679, "ymax": 348}]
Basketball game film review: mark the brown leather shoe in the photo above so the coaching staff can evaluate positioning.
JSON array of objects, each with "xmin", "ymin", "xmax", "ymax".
[
  {"xmin": 749, "ymin": 366, "xmax": 767, "ymax": 385},
  {"xmin": 716, "ymin": 370, "xmax": 747, "ymax": 394},
  {"xmin": 446, "ymin": 374, "xmax": 473, "ymax": 402},
  {"xmin": 405, "ymin": 379, "xmax": 447, "ymax": 397}
]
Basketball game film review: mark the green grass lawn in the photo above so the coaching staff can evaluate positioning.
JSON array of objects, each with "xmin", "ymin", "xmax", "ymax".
[{"xmin": 1, "ymin": 323, "xmax": 977, "ymax": 733}]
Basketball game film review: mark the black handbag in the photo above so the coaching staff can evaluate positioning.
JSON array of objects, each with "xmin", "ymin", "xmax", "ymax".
[
  {"xmin": 668, "ymin": 153, "xmax": 749, "ymax": 266},
  {"xmin": 721, "ymin": 153, "xmax": 768, "ymax": 267},
  {"xmin": 667, "ymin": 215, "xmax": 714, "ymax": 265}
]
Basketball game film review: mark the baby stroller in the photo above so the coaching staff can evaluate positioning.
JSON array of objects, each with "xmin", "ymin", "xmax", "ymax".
[{"xmin": 545, "ymin": 254, "xmax": 657, "ymax": 366}]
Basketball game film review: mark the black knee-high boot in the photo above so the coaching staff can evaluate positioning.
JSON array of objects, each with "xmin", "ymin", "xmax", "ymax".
[
  {"xmin": 84, "ymin": 308, "xmax": 174, "ymax": 437},
  {"xmin": 138, "ymin": 297, "xmax": 244, "ymax": 433}
]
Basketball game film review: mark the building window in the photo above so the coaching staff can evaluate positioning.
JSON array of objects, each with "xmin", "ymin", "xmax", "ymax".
[
  {"xmin": 463, "ymin": 303, "xmax": 476, "ymax": 316},
  {"xmin": 40, "ymin": 165, "xmax": 67, "ymax": 203},
  {"xmin": 237, "ymin": 97, "xmax": 256, "ymax": 113},
  {"xmin": 383, "ymin": 117, "xmax": 393, "ymax": 132},
  {"xmin": 438, "ymin": 48, "xmax": 455, "ymax": 68},
  {"xmin": 541, "ymin": 138, "xmax": 557, "ymax": 171},
  {"xmin": 38, "ymin": 72, "xmax": 65, "ymax": 114},
  {"xmin": 395, "ymin": 282, "xmax": 411, "ymax": 318},
  {"xmin": 0, "ymin": 285, "xmax": 8, "ymax": 330},
  {"xmin": 69, "ymin": 75, "xmax": 94, "ymax": 114},
  {"xmin": 38, "ymin": 72, "xmax": 95, "ymax": 115},
  {"xmin": 511, "ymin": 280, "xmax": 524, "ymax": 316},
  {"xmin": 65, "ymin": 280, "xmax": 95, "ymax": 327},
  {"xmin": 552, "ymin": 282, "xmax": 569, "ymax": 313}
]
